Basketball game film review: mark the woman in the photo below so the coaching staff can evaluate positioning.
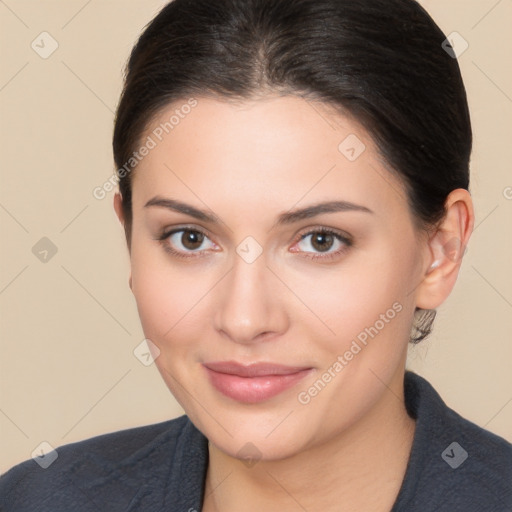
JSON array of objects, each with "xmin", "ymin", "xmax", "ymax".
[{"xmin": 2, "ymin": 0, "xmax": 511, "ymax": 510}]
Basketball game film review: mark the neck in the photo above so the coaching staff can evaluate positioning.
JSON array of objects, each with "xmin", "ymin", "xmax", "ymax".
[{"xmin": 202, "ymin": 367, "xmax": 415, "ymax": 512}]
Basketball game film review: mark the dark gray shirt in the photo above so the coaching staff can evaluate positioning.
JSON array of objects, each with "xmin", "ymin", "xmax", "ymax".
[{"xmin": 1, "ymin": 371, "xmax": 511, "ymax": 511}]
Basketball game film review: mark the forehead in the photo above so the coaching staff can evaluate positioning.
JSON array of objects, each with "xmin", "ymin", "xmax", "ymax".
[{"xmin": 131, "ymin": 95, "xmax": 408, "ymax": 221}]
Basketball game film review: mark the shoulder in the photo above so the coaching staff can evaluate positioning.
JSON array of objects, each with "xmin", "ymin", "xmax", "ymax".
[
  {"xmin": 398, "ymin": 371, "xmax": 512, "ymax": 512},
  {"xmin": 0, "ymin": 415, "xmax": 207, "ymax": 512}
]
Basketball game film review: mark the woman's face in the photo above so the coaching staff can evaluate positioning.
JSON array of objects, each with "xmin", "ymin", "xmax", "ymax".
[{"xmin": 122, "ymin": 95, "xmax": 429, "ymax": 460}]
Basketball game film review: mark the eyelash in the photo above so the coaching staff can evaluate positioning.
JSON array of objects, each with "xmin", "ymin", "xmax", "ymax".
[{"xmin": 155, "ymin": 226, "xmax": 353, "ymax": 262}]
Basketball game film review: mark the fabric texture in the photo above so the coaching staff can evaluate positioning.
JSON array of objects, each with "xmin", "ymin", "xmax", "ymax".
[{"xmin": 1, "ymin": 371, "xmax": 511, "ymax": 511}]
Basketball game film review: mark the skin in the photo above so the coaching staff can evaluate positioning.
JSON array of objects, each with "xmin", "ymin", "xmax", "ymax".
[{"xmin": 113, "ymin": 95, "xmax": 474, "ymax": 511}]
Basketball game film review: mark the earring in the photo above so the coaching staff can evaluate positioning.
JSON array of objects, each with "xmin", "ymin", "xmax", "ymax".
[{"xmin": 429, "ymin": 260, "xmax": 440, "ymax": 271}]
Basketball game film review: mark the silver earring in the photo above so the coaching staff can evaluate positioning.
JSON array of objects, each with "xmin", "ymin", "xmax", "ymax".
[{"xmin": 429, "ymin": 260, "xmax": 440, "ymax": 270}]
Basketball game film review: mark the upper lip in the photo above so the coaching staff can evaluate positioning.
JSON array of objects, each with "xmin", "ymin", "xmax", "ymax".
[{"xmin": 203, "ymin": 361, "xmax": 311, "ymax": 377}]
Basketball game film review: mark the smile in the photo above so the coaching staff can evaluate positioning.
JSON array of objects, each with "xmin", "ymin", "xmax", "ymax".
[{"xmin": 202, "ymin": 361, "xmax": 313, "ymax": 403}]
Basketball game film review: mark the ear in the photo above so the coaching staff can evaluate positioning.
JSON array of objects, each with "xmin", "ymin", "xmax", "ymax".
[
  {"xmin": 113, "ymin": 191, "xmax": 133, "ymax": 291},
  {"xmin": 113, "ymin": 191, "xmax": 125, "ymax": 226},
  {"xmin": 415, "ymin": 188, "xmax": 474, "ymax": 310}
]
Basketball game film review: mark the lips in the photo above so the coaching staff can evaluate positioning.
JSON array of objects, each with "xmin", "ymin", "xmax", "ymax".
[{"xmin": 203, "ymin": 360, "xmax": 313, "ymax": 403}]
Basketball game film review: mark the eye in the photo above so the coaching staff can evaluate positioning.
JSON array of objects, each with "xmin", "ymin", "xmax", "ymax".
[
  {"xmin": 156, "ymin": 226, "xmax": 352, "ymax": 261},
  {"xmin": 291, "ymin": 228, "xmax": 352, "ymax": 261},
  {"xmin": 157, "ymin": 227, "xmax": 217, "ymax": 258}
]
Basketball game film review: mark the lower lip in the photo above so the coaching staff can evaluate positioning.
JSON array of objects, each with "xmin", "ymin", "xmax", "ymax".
[{"xmin": 204, "ymin": 367, "xmax": 312, "ymax": 403}]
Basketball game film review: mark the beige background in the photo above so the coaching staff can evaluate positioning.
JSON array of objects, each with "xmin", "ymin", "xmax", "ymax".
[{"xmin": 1, "ymin": 0, "xmax": 511, "ymax": 473}]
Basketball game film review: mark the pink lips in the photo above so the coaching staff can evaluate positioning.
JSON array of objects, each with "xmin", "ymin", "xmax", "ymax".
[{"xmin": 203, "ymin": 361, "xmax": 313, "ymax": 403}]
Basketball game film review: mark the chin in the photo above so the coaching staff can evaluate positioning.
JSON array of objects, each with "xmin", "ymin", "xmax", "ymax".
[{"xmin": 213, "ymin": 427, "xmax": 310, "ymax": 463}]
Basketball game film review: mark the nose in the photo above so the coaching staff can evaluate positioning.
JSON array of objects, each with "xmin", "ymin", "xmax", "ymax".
[{"xmin": 214, "ymin": 249, "xmax": 289, "ymax": 345}]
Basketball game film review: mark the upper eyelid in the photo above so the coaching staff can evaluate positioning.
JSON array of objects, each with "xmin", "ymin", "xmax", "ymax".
[
  {"xmin": 160, "ymin": 225, "xmax": 213, "ymax": 241},
  {"xmin": 298, "ymin": 227, "xmax": 352, "ymax": 241},
  {"xmin": 160, "ymin": 224, "xmax": 350, "ymax": 237},
  {"xmin": 160, "ymin": 225, "xmax": 352, "ymax": 249}
]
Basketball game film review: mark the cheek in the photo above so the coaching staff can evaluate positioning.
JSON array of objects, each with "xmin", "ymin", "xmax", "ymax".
[
  {"xmin": 130, "ymin": 243, "xmax": 201, "ymax": 346},
  {"xmin": 283, "ymin": 244, "xmax": 416, "ymax": 354},
  {"xmin": 130, "ymin": 254, "xmax": 208, "ymax": 404},
  {"xmin": 288, "ymin": 257, "xmax": 415, "ymax": 436},
  {"xmin": 131, "ymin": 270, "xmax": 175, "ymax": 338}
]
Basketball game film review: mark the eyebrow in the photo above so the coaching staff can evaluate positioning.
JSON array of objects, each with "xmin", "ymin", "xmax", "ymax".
[{"xmin": 144, "ymin": 196, "xmax": 373, "ymax": 226}]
